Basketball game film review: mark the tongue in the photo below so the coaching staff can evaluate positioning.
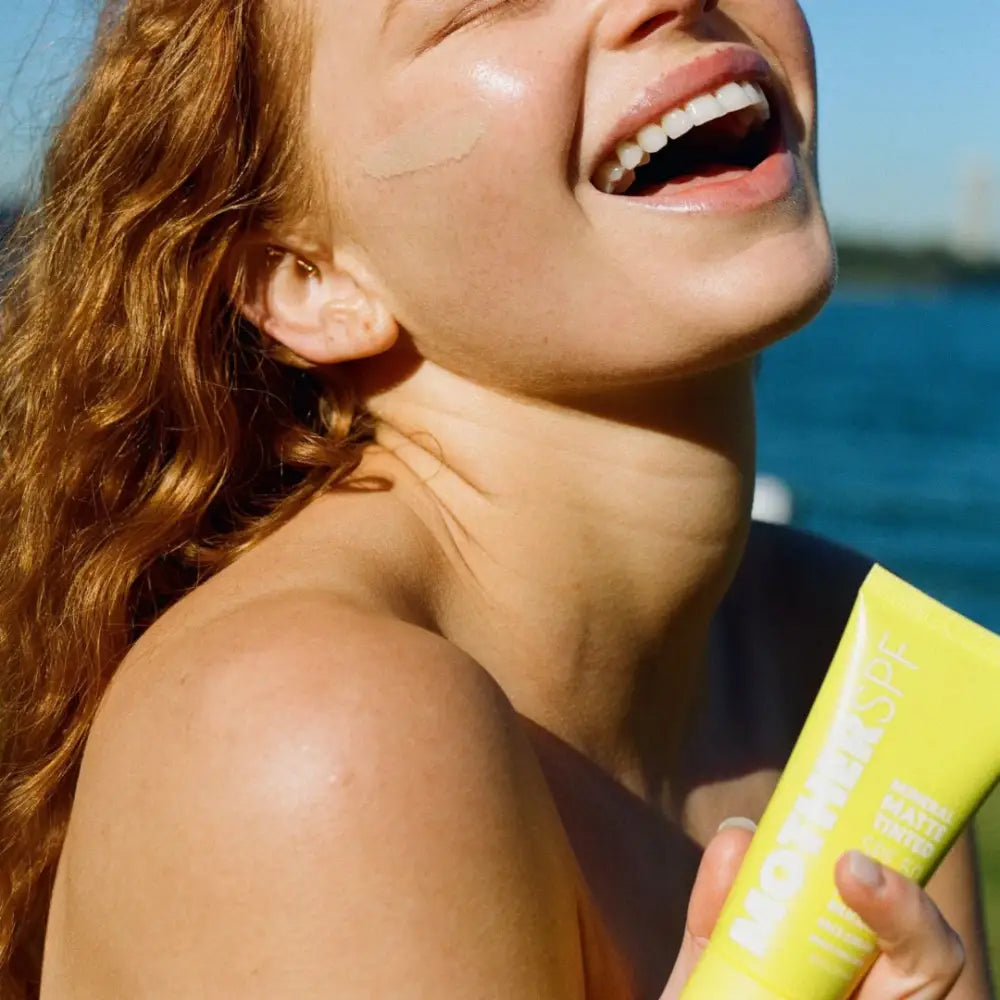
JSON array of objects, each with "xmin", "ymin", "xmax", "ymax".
[{"xmin": 658, "ymin": 163, "xmax": 752, "ymax": 192}]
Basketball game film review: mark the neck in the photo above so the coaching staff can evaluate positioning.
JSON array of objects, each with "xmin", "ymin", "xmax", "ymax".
[{"xmin": 357, "ymin": 359, "xmax": 757, "ymax": 808}]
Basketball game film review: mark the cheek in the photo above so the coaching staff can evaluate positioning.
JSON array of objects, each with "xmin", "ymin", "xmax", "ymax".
[
  {"xmin": 349, "ymin": 144, "xmax": 578, "ymax": 337},
  {"xmin": 358, "ymin": 105, "xmax": 489, "ymax": 179},
  {"xmin": 341, "ymin": 60, "xmax": 580, "ymax": 311},
  {"xmin": 777, "ymin": 1, "xmax": 818, "ymax": 92},
  {"xmin": 724, "ymin": 0, "xmax": 817, "ymax": 94}
]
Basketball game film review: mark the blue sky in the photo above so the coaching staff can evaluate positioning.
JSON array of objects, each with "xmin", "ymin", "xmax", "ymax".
[{"xmin": 1, "ymin": 0, "xmax": 999, "ymax": 250}]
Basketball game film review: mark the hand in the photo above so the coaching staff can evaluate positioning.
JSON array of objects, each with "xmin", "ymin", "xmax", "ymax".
[
  {"xmin": 660, "ymin": 820, "xmax": 757, "ymax": 1000},
  {"xmin": 659, "ymin": 828, "xmax": 967, "ymax": 1000}
]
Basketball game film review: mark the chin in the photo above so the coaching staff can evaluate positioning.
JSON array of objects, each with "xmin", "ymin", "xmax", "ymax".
[
  {"xmin": 597, "ymin": 214, "xmax": 838, "ymax": 386},
  {"xmin": 718, "ymin": 218, "xmax": 838, "ymax": 350}
]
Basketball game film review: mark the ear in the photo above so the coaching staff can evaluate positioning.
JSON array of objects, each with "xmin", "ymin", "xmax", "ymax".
[{"xmin": 235, "ymin": 241, "xmax": 399, "ymax": 365}]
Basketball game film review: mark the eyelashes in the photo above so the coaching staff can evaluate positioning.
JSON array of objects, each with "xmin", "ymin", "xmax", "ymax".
[
  {"xmin": 436, "ymin": 0, "xmax": 548, "ymax": 41},
  {"xmin": 410, "ymin": 0, "xmax": 548, "ymax": 58}
]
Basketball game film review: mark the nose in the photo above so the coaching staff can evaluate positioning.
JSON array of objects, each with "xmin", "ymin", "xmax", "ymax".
[{"xmin": 595, "ymin": 0, "xmax": 719, "ymax": 48}]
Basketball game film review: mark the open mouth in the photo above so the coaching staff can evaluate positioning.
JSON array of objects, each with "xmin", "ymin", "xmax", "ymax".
[{"xmin": 592, "ymin": 80, "xmax": 783, "ymax": 198}]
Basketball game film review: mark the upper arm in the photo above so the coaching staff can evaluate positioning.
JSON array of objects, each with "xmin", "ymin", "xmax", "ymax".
[{"xmin": 51, "ymin": 599, "xmax": 586, "ymax": 999}]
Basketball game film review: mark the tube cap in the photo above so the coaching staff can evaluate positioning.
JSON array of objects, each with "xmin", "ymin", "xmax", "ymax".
[{"xmin": 682, "ymin": 951, "xmax": 791, "ymax": 1000}]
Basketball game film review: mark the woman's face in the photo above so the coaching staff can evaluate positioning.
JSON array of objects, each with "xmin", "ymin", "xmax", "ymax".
[{"xmin": 306, "ymin": 0, "xmax": 833, "ymax": 398}]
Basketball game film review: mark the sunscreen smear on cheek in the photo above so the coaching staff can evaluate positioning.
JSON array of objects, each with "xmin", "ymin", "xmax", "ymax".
[
  {"xmin": 681, "ymin": 565, "xmax": 1000, "ymax": 1000},
  {"xmin": 359, "ymin": 105, "xmax": 488, "ymax": 179}
]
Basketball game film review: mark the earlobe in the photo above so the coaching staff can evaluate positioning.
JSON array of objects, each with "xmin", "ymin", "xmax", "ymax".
[{"xmin": 234, "ymin": 242, "xmax": 399, "ymax": 366}]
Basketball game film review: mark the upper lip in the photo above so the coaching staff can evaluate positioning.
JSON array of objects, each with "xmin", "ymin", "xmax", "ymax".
[{"xmin": 590, "ymin": 46, "xmax": 775, "ymax": 180}]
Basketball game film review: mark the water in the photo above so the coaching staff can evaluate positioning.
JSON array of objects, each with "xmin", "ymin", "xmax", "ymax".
[{"xmin": 757, "ymin": 285, "xmax": 1000, "ymax": 635}]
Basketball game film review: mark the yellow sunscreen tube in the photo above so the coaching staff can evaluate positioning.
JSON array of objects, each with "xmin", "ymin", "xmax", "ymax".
[{"xmin": 680, "ymin": 565, "xmax": 1000, "ymax": 1000}]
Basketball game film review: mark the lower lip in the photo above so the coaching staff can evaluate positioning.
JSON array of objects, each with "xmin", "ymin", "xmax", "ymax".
[
  {"xmin": 614, "ymin": 145, "xmax": 799, "ymax": 214},
  {"xmin": 616, "ymin": 150, "xmax": 799, "ymax": 213}
]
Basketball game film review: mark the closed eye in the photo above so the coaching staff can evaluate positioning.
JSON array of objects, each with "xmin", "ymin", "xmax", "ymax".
[{"xmin": 433, "ymin": 0, "xmax": 550, "ymax": 44}]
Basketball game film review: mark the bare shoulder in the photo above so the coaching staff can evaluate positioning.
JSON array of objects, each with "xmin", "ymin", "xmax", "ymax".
[{"xmin": 44, "ymin": 594, "xmax": 585, "ymax": 998}]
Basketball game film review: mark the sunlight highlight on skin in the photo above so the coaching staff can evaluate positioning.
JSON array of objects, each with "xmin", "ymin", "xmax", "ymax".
[{"xmin": 471, "ymin": 60, "xmax": 527, "ymax": 100}]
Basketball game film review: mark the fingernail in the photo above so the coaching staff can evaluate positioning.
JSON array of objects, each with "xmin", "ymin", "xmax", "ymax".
[
  {"xmin": 847, "ymin": 850, "xmax": 884, "ymax": 889},
  {"xmin": 717, "ymin": 816, "xmax": 758, "ymax": 834}
]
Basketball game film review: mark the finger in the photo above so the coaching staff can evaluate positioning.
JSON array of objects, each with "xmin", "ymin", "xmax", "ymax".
[
  {"xmin": 661, "ymin": 818, "xmax": 756, "ymax": 1000},
  {"xmin": 686, "ymin": 819, "xmax": 757, "ymax": 940},
  {"xmin": 836, "ymin": 851, "xmax": 965, "ymax": 1000}
]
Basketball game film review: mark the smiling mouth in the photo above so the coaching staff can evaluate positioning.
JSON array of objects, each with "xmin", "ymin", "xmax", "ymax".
[{"xmin": 592, "ymin": 80, "xmax": 782, "ymax": 198}]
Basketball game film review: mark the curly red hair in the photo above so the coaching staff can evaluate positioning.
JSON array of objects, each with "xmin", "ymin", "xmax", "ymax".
[{"xmin": 0, "ymin": 2, "xmax": 370, "ymax": 995}]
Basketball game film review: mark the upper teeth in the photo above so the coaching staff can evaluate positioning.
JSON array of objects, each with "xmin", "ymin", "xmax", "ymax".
[{"xmin": 594, "ymin": 80, "xmax": 770, "ymax": 194}]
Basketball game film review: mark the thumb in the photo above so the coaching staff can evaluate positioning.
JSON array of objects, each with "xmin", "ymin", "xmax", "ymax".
[{"xmin": 660, "ymin": 818, "xmax": 756, "ymax": 1000}]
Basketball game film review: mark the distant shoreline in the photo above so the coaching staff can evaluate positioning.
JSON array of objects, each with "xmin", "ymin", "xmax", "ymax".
[
  {"xmin": 835, "ymin": 239, "xmax": 1000, "ymax": 289},
  {"xmin": 2, "ymin": 204, "xmax": 999, "ymax": 290}
]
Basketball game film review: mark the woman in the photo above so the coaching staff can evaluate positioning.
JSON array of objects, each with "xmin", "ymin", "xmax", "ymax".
[{"xmin": 0, "ymin": 0, "xmax": 993, "ymax": 997}]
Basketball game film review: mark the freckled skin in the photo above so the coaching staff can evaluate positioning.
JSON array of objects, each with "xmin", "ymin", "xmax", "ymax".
[
  {"xmin": 38, "ymin": 3, "xmax": 992, "ymax": 999},
  {"xmin": 309, "ymin": 0, "xmax": 834, "ymax": 397}
]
